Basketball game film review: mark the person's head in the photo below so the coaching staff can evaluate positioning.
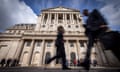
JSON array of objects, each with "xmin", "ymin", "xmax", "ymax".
[
  {"xmin": 83, "ymin": 9, "xmax": 89, "ymax": 16},
  {"xmin": 57, "ymin": 26, "xmax": 65, "ymax": 34}
]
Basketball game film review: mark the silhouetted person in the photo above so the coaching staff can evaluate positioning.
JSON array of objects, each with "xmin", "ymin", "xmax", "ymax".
[
  {"xmin": 73, "ymin": 59, "xmax": 77, "ymax": 66},
  {"xmin": 92, "ymin": 60, "xmax": 97, "ymax": 67},
  {"xmin": 11, "ymin": 59, "xmax": 18, "ymax": 67},
  {"xmin": 82, "ymin": 9, "xmax": 108, "ymax": 70},
  {"xmin": 11, "ymin": 59, "xmax": 15, "ymax": 67},
  {"xmin": 0, "ymin": 58, "xmax": 6, "ymax": 67},
  {"xmin": 66, "ymin": 59, "xmax": 69, "ymax": 67},
  {"xmin": 47, "ymin": 26, "xmax": 70, "ymax": 70},
  {"xmin": 6, "ymin": 59, "xmax": 12, "ymax": 67},
  {"xmin": 100, "ymin": 31, "xmax": 120, "ymax": 60},
  {"xmin": 15, "ymin": 59, "xmax": 19, "ymax": 66},
  {"xmin": 77, "ymin": 60, "xmax": 80, "ymax": 66}
]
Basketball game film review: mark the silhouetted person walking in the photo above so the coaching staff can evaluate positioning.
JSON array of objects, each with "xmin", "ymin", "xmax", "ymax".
[
  {"xmin": 82, "ymin": 9, "xmax": 108, "ymax": 70},
  {"xmin": 11, "ymin": 59, "xmax": 17, "ymax": 67},
  {"xmin": 6, "ymin": 59, "xmax": 12, "ymax": 67},
  {"xmin": 47, "ymin": 26, "xmax": 70, "ymax": 70},
  {"xmin": 0, "ymin": 58, "xmax": 6, "ymax": 67}
]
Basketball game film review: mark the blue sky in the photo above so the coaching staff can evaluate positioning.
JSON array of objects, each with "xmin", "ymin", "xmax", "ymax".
[
  {"xmin": 0, "ymin": 0, "xmax": 120, "ymax": 32},
  {"xmin": 20, "ymin": 0, "xmax": 104, "ymax": 15}
]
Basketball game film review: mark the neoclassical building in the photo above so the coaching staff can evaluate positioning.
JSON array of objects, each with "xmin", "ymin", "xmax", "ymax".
[{"xmin": 0, "ymin": 7, "xmax": 120, "ymax": 67}]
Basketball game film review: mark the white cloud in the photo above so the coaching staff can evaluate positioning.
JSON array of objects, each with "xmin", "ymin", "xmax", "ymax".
[
  {"xmin": 0, "ymin": 0, "xmax": 37, "ymax": 32},
  {"xmin": 97, "ymin": 0, "xmax": 120, "ymax": 31}
]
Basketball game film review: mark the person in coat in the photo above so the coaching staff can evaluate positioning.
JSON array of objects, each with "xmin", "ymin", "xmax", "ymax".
[{"xmin": 47, "ymin": 26, "xmax": 70, "ymax": 70}]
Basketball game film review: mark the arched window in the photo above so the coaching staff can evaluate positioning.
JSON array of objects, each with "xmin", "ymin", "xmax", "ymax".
[
  {"xmin": 45, "ymin": 52, "xmax": 51, "ymax": 64},
  {"xmin": 22, "ymin": 51, "xmax": 29, "ymax": 65},
  {"xmin": 33, "ymin": 52, "xmax": 40, "ymax": 65}
]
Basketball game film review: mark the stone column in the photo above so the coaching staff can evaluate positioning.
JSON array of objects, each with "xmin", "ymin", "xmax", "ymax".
[
  {"xmin": 41, "ymin": 13, "xmax": 45, "ymax": 24},
  {"xmin": 49, "ymin": 13, "xmax": 51, "ymax": 24},
  {"xmin": 18, "ymin": 40, "xmax": 35, "ymax": 66},
  {"xmin": 84, "ymin": 41, "xmax": 87, "ymax": 49},
  {"xmin": 5, "ymin": 40, "xmax": 12, "ymax": 59},
  {"xmin": 47, "ymin": 13, "xmax": 49, "ymax": 32},
  {"xmin": 55, "ymin": 13, "xmax": 57, "ymax": 22},
  {"xmin": 63, "ymin": 13, "xmax": 65, "ymax": 24},
  {"xmin": 76, "ymin": 14, "xmax": 79, "ymax": 24},
  {"xmin": 28, "ymin": 40, "xmax": 35, "ymax": 65},
  {"xmin": 56, "ymin": 13, "xmax": 58, "ymax": 24},
  {"xmin": 51, "ymin": 40, "xmax": 55, "ymax": 67},
  {"xmin": 71, "ymin": 13, "xmax": 74, "ymax": 24},
  {"xmin": 41, "ymin": 40, "xmax": 45, "ymax": 65},
  {"xmin": 76, "ymin": 40, "xmax": 80, "ymax": 60},
  {"xmin": 62, "ymin": 13, "xmax": 63, "ymax": 24},
  {"xmin": 64, "ymin": 13, "xmax": 67, "ymax": 24},
  {"xmin": 65, "ymin": 40, "xmax": 70, "ymax": 65},
  {"xmin": 14, "ymin": 40, "xmax": 24, "ymax": 60},
  {"xmin": 35, "ymin": 15, "xmax": 42, "ymax": 31},
  {"xmin": 65, "ymin": 40, "xmax": 70, "ymax": 60},
  {"xmin": 46, "ymin": 13, "xmax": 49, "ymax": 24},
  {"xmin": 70, "ymin": 13, "xmax": 72, "ymax": 24},
  {"xmin": 54, "ymin": 13, "xmax": 57, "ymax": 25}
]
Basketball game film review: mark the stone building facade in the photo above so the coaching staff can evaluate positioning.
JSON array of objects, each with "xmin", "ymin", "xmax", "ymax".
[{"xmin": 0, "ymin": 7, "xmax": 120, "ymax": 67}]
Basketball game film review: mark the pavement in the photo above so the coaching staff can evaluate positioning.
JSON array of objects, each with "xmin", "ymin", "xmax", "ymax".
[{"xmin": 0, "ymin": 67, "xmax": 120, "ymax": 72}]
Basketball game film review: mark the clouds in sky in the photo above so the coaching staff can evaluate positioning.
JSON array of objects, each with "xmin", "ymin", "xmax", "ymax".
[
  {"xmin": 0, "ymin": 0, "xmax": 120, "ymax": 32},
  {"xmin": 97, "ymin": 0, "xmax": 120, "ymax": 31},
  {"xmin": 0, "ymin": 0, "xmax": 37, "ymax": 32}
]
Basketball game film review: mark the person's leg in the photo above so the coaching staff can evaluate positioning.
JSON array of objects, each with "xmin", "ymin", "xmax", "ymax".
[
  {"xmin": 47, "ymin": 55, "xmax": 60, "ymax": 64},
  {"xmin": 81, "ymin": 32, "xmax": 94, "ymax": 70},
  {"xmin": 1, "ymin": 63, "xmax": 4, "ymax": 67},
  {"xmin": 61, "ymin": 52, "xmax": 71, "ymax": 69},
  {"xmin": 62, "ymin": 55, "xmax": 67, "ymax": 68},
  {"xmin": 85, "ymin": 34, "xmax": 94, "ymax": 60}
]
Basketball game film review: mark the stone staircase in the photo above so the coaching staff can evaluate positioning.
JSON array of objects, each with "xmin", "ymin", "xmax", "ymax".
[{"xmin": 0, "ymin": 67, "xmax": 120, "ymax": 72}]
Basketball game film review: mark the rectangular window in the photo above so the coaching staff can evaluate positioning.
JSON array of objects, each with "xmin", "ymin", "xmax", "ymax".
[
  {"xmin": 80, "ymin": 41, "xmax": 84, "ymax": 47},
  {"xmin": 26, "ymin": 41, "xmax": 31, "ymax": 47},
  {"xmin": 73, "ymin": 14, "xmax": 77, "ymax": 20},
  {"xmin": 44, "ymin": 14, "xmax": 48, "ymax": 20},
  {"xmin": 47, "ymin": 41, "xmax": 52, "ymax": 47},
  {"xmin": 36, "ymin": 41, "xmax": 41, "ymax": 47},
  {"xmin": 51, "ymin": 14, "xmax": 54, "ymax": 20},
  {"xmin": 70, "ymin": 42, "xmax": 74, "ymax": 47},
  {"xmin": 58, "ymin": 14, "xmax": 63, "ymax": 19},
  {"xmin": 67, "ymin": 14, "xmax": 70, "ymax": 20},
  {"xmin": 44, "ymin": 13, "xmax": 48, "ymax": 23}
]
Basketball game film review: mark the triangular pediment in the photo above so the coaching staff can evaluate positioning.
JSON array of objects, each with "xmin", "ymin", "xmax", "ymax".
[{"xmin": 42, "ymin": 6, "xmax": 79, "ymax": 12}]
